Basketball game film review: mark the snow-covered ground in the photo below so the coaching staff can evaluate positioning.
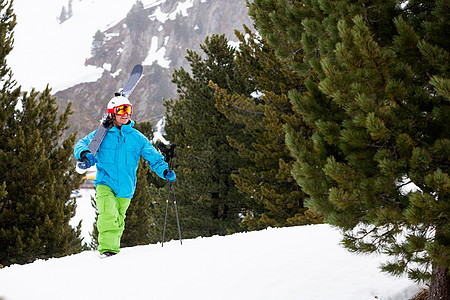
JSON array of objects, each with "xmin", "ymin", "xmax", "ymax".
[
  {"xmin": 0, "ymin": 224, "xmax": 424, "ymax": 300},
  {"xmin": 69, "ymin": 188, "xmax": 97, "ymax": 245},
  {"xmin": 1, "ymin": 191, "xmax": 424, "ymax": 300},
  {"xmin": 152, "ymin": 116, "xmax": 169, "ymax": 144}
]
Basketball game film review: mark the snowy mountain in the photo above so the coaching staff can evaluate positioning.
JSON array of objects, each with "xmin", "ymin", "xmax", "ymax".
[{"xmin": 9, "ymin": 0, "xmax": 254, "ymax": 139}]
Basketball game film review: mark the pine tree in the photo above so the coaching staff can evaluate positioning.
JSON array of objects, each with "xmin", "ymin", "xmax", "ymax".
[
  {"xmin": 59, "ymin": 0, "xmax": 73, "ymax": 23},
  {"xmin": 163, "ymin": 34, "xmax": 253, "ymax": 240},
  {"xmin": 125, "ymin": 1, "xmax": 150, "ymax": 32},
  {"xmin": 0, "ymin": 0, "xmax": 82, "ymax": 266},
  {"xmin": 0, "ymin": 87, "xmax": 83, "ymax": 266},
  {"xmin": 249, "ymin": 0, "xmax": 449, "ymax": 296},
  {"xmin": 68, "ymin": 0, "xmax": 73, "ymax": 18},
  {"xmin": 212, "ymin": 26, "xmax": 321, "ymax": 230},
  {"xmin": 59, "ymin": 6, "xmax": 68, "ymax": 24},
  {"xmin": 91, "ymin": 30, "xmax": 106, "ymax": 59},
  {"xmin": 88, "ymin": 195, "xmax": 98, "ymax": 250}
]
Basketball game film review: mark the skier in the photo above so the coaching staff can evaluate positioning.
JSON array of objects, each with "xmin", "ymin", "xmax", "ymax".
[{"xmin": 74, "ymin": 96, "xmax": 176, "ymax": 257}]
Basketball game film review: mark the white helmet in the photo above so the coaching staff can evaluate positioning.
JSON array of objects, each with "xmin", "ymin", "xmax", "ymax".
[{"xmin": 107, "ymin": 96, "xmax": 132, "ymax": 114}]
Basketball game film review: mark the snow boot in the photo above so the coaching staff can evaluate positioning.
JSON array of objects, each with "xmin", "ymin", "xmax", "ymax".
[{"xmin": 101, "ymin": 251, "xmax": 117, "ymax": 258}]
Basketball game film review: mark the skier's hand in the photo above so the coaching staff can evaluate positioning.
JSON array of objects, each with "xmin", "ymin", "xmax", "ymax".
[
  {"xmin": 165, "ymin": 170, "xmax": 176, "ymax": 183},
  {"xmin": 80, "ymin": 151, "xmax": 97, "ymax": 169}
]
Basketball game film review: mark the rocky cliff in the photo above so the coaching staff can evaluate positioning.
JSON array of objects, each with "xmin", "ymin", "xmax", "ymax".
[{"xmin": 55, "ymin": 0, "xmax": 254, "ymax": 140}]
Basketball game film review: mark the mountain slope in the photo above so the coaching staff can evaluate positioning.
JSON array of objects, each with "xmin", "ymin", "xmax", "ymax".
[
  {"xmin": 0, "ymin": 225, "xmax": 423, "ymax": 300},
  {"xmin": 49, "ymin": 0, "xmax": 254, "ymax": 139}
]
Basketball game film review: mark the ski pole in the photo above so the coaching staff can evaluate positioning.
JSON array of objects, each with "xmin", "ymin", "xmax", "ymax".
[
  {"xmin": 162, "ymin": 183, "xmax": 170, "ymax": 247},
  {"xmin": 162, "ymin": 181, "xmax": 182, "ymax": 247},
  {"xmin": 160, "ymin": 144, "xmax": 182, "ymax": 247},
  {"xmin": 171, "ymin": 182, "xmax": 182, "ymax": 245}
]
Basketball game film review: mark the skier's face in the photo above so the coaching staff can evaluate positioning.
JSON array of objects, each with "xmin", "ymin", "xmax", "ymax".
[{"xmin": 114, "ymin": 112, "xmax": 130, "ymax": 127}]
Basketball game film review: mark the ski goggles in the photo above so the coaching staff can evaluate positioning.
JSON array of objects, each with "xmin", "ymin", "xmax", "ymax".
[{"xmin": 109, "ymin": 104, "xmax": 133, "ymax": 115}]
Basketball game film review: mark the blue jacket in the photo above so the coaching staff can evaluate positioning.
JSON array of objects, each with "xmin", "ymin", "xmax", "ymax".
[{"xmin": 74, "ymin": 120, "xmax": 168, "ymax": 198}]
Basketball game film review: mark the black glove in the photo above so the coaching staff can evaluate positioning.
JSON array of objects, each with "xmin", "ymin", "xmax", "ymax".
[{"xmin": 79, "ymin": 151, "xmax": 97, "ymax": 169}]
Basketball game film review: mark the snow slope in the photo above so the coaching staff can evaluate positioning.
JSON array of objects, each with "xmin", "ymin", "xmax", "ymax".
[{"xmin": 0, "ymin": 224, "xmax": 423, "ymax": 300}]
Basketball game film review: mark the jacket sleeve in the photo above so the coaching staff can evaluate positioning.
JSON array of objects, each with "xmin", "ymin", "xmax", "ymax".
[
  {"xmin": 140, "ymin": 137, "xmax": 169, "ymax": 179},
  {"xmin": 73, "ymin": 130, "xmax": 97, "ymax": 160}
]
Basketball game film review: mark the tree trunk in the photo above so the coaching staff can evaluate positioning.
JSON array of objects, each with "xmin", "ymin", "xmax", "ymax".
[{"xmin": 427, "ymin": 265, "xmax": 449, "ymax": 300}]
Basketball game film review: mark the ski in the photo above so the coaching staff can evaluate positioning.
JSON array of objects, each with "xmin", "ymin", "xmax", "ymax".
[
  {"xmin": 85, "ymin": 116, "xmax": 112, "ymax": 154},
  {"xmin": 121, "ymin": 64, "xmax": 143, "ymax": 97},
  {"xmin": 76, "ymin": 64, "xmax": 144, "ymax": 174}
]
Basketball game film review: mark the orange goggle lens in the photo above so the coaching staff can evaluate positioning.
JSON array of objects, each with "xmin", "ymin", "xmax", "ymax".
[{"xmin": 114, "ymin": 105, "xmax": 132, "ymax": 115}]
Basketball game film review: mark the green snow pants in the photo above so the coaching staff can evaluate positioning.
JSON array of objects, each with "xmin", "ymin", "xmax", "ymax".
[{"xmin": 95, "ymin": 185, "xmax": 131, "ymax": 254}]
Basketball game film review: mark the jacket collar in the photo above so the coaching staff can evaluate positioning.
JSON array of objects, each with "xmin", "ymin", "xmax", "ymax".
[{"xmin": 109, "ymin": 120, "xmax": 135, "ymax": 134}]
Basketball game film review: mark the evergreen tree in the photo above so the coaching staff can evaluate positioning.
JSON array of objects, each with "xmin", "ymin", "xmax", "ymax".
[
  {"xmin": 163, "ymin": 34, "xmax": 253, "ymax": 240},
  {"xmin": 213, "ymin": 26, "xmax": 321, "ymax": 230},
  {"xmin": 91, "ymin": 30, "xmax": 106, "ymax": 59},
  {"xmin": 0, "ymin": 87, "xmax": 83, "ymax": 267},
  {"xmin": 125, "ymin": 0, "xmax": 150, "ymax": 32},
  {"xmin": 58, "ymin": 0, "xmax": 73, "ymax": 24},
  {"xmin": 0, "ymin": 0, "xmax": 82, "ymax": 266},
  {"xmin": 249, "ymin": 0, "xmax": 449, "ymax": 296},
  {"xmin": 68, "ymin": 0, "xmax": 73, "ymax": 18},
  {"xmin": 59, "ymin": 6, "xmax": 68, "ymax": 24},
  {"xmin": 88, "ymin": 195, "xmax": 98, "ymax": 250}
]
